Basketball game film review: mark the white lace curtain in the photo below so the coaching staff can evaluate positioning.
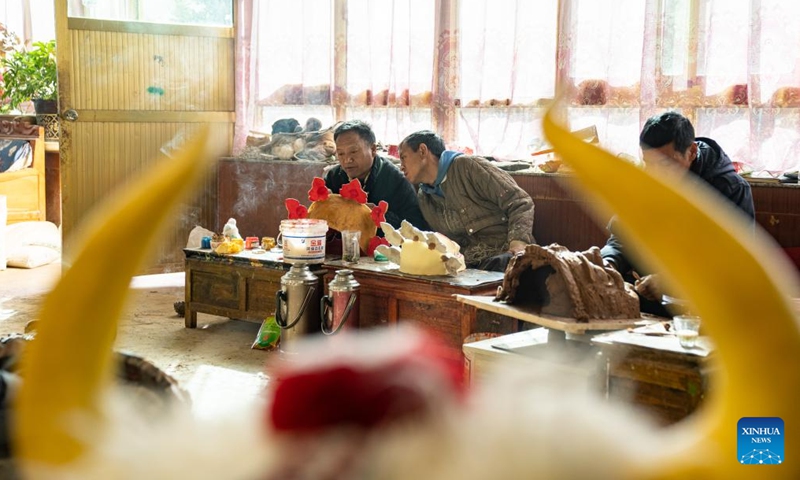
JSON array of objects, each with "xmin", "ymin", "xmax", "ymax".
[
  {"xmin": 235, "ymin": 0, "xmax": 800, "ymax": 174},
  {"xmin": 0, "ymin": 0, "xmax": 55, "ymax": 47}
]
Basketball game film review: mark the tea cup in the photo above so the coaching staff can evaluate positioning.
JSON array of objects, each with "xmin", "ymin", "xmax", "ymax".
[{"xmin": 673, "ymin": 315, "xmax": 701, "ymax": 348}]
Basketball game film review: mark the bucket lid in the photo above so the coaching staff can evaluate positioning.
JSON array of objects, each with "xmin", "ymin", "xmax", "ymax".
[{"xmin": 280, "ymin": 218, "xmax": 328, "ymax": 230}]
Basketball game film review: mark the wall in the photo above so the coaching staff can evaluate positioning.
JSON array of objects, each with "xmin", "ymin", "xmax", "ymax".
[
  {"xmin": 217, "ymin": 158, "xmax": 328, "ymax": 239},
  {"xmin": 751, "ymin": 183, "xmax": 800, "ymax": 270},
  {"xmin": 510, "ymin": 173, "xmax": 610, "ymax": 251}
]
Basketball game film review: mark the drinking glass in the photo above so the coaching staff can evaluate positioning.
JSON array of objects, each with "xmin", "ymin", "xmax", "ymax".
[
  {"xmin": 341, "ymin": 230, "xmax": 361, "ymax": 263},
  {"xmin": 673, "ymin": 315, "xmax": 701, "ymax": 348}
]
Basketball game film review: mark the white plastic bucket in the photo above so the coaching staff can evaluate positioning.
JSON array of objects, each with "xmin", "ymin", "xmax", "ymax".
[{"xmin": 280, "ymin": 219, "xmax": 328, "ymax": 264}]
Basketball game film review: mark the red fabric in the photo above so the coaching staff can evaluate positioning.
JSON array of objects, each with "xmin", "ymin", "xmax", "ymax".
[{"xmin": 268, "ymin": 332, "xmax": 464, "ymax": 433}]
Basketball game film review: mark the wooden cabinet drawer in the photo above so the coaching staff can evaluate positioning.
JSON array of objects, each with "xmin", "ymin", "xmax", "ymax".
[
  {"xmin": 322, "ymin": 261, "xmax": 504, "ymax": 351},
  {"xmin": 475, "ymin": 311, "xmax": 518, "ymax": 336},
  {"xmin": 607, "ymin": 377, "xmax": 702, "ymax": 424},
  {"xmin": 190, "ymin": 269, "xmax": 241, "ymax": 310},
  {"xmin": 358, "ymin": 292, "xmax": 390, "ymax": 329},
  {"xmin": 599, "ymin": 347, "xmax": 712, "ymax": 426},
  {"xmin": 247, "ymin": 276, "xmax": 281, "ymax": 318},
  {"xmin": 397, "ymin": 297, "xmax": 464, "ymax": 347}
]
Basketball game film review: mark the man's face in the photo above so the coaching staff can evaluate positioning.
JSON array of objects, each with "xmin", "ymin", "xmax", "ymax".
[
  {"xmin": 398, "ymin": 143, "xmax": 425, "ymax": 184},
  {"xmin": 335, "ymin": 131, "xmax": 376, "ymax": 180},
  {"xmin": 642, "ymin": 142, "xmax": 697, "ymax": 171}
]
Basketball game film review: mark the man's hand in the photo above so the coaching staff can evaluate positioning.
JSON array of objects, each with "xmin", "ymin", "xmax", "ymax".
[
  {"xmin": 602, "ymin": 258, "xmax": 617, "ymax": 271},
  {"xmin": 508, "ymin": 240, "xmax": 528, "ymax": 254},
  {"xmin": 634, "ymin": 274, "xmax": 663, "ymax": 301}
]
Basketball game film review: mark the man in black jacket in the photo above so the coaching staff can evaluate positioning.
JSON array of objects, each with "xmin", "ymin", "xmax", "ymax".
[
  {"xmin": 325, "ymin": 120, "xmax": 428, "ymax": 230},
  {"xmin": 601, "ymin": 111, "xmax": 755, "ymax": 317}
]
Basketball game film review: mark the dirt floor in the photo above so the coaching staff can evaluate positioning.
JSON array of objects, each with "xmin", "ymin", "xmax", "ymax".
[{"xmin": 0, "ymin": 262, "xmax": 276, "ymax": 417}]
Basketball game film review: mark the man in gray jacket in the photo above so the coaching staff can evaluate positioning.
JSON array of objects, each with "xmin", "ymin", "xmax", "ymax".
[{"xmin": 398, "ymin": 130, "xmax": 535, "ymax": 271}]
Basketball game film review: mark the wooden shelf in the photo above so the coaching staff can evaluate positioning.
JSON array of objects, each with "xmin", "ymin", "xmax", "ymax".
[{"xmin": 456, "ymin": 295, "xmax": 643, "ymax": 335}]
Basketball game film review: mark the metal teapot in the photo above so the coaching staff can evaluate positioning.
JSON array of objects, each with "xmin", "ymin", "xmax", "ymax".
[
  {"xmin": 320, "ymin": 269, "xmax": 360, "ymax": 335},
  {"xmin": 275, "ymin": 263, "xmax": 322, "ymax": 352}
]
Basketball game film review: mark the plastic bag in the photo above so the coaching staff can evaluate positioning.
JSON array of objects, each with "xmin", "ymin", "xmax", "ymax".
[
  {"xmin": 186, "ymin": 225, "xmax": 215, "ymax": 249},
  {"xmin": 252, "ymin": 315, "xmax": 281, "ymax": 350}
]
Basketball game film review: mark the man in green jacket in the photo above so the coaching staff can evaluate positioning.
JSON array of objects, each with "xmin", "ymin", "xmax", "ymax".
[
  {"xmin": 398, "ymin": 130, "xmax": 535, "ymax": 272},
  {"xmin": 324, "ymin": 120, "xmax": 428, "ymax": 231}
]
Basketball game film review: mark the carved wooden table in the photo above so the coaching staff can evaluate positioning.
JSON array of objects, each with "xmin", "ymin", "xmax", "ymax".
[
  {"xmin": 323, "ymin": 259, "xmax": 511, "ymax": 350},
  {"xmin": 183, "ymin": 248, "xmax": 324, "ymax": 328},
  {"xmin": 591, "ymin": 327, "xmax": 715, "ymax": 425}
]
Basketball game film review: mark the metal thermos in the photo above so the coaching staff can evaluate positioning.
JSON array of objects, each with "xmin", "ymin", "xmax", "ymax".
[
  {"xmin": 320, "ymin": 269, "xmax": 360, "ymax": 335},
  {"xmin": 275, "ymin": 263, "xmax": 321, "ymax": 352}
]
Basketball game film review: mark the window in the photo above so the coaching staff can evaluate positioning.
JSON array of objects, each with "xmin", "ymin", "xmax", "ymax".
[
  {"xmin": 659, "ymin": 0, "xmax": 800, "ymax": 174},
  {"xmin": 455, "ymin": 0, "xmax": 557, "ymax": 156},
  {"xmin": 253, "ymin": 0, "xmax": 334, "ymax": 133},
  {"xmin": 250, "ymin": 0, "xmax": 434, "ymax": 144},
  {"xmin": 66, "ymin": 0, "xmax": 234, "ymax": 27},
  {"xmin": 0, "ymin": 0, "xmax": 56, "ymax": 45},
  {"xmin": 343, "ymin": 0, "xmax": 435, "ymax": 144}
]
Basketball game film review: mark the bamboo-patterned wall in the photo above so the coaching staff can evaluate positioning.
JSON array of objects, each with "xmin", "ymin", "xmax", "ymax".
[
  {"xmin": 57, "ymin": 17, "xmax": 235, "ymax": 272},
  {"xmin": 68, "ymin": 29, "xmax": 233, "ymax": 112},
  {"xmin": 61, "ymin": 122, "xmax": 231, "ymax": 271}
]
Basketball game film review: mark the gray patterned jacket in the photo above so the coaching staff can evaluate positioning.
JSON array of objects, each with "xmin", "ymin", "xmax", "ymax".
[{"xmin": 417, "ymin": 155, "xmax": 535, "ymax": 267}]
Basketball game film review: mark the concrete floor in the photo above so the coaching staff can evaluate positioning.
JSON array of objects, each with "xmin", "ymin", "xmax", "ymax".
[{"xmin": 0, "ymin": 262, "xmax": 274, "ymax": 418}]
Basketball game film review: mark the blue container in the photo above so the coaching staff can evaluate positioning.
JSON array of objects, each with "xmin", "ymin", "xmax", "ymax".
[{"xmin": 201, "ymin": 236, "xmax": 212, "ymax": 249}]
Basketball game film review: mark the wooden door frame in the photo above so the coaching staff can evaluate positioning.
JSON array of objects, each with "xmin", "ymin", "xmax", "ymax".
[{"xmin": 53, "ymin": 1, "xmax": 236, "ymax": 271}]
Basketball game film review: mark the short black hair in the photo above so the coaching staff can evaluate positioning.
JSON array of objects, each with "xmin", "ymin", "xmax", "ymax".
[
  {"xmin": 400, "ymin": 130, "xmax": 446, "ymax": 158},
  {"xmin": 334, "ymin": 120, "xmax": 376, "ymax": 145},
  {"xmin": 639, "ymin": 111, "xmax": 695, "ymax": 153}
]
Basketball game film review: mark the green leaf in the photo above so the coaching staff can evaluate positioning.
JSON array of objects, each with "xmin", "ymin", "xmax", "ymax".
[{"xmin": 0, "ymin": 39, "xmax": 57, "ymax": 110}]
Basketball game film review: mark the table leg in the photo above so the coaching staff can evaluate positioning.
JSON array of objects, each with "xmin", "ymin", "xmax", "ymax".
[
  {"xmin": 185, "ymin": 307, "xmax": 197, "ymax": 328},
  {"xmin": 460, "ymin": 303, "xmax": 479, "ymax": 343},
  {"xmin": 184, "ymin": 268, "xmax": 195, "ymax": 328}
]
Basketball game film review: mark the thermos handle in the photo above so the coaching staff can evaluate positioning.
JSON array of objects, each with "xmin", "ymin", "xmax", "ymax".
[
  {"xmin": 275, "ymin": 289, "xmax": 288, "ymax": 327},
  {"xmin": 320, "ymin": 295, "xmax": 333, "ymax": 335},
  {"xmin": 321, "ymin": 293, "xmax": 357, "ymax": 336},
  {"xmin": 275, "ymin": 286, "xmax": 316, "ymax": 330}
]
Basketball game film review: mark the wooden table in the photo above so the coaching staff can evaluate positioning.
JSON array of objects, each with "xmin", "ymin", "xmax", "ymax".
[
  {"xmin": 323, "ymin": 259, "xmax": 509, "ymax": 350},
  {"xmin": 591, "ymin": 326, "xmax": 714, "ymax": 425},
  {"xmin": 183, "ymin": 248, "xmax": 325, "ymax": 328}
]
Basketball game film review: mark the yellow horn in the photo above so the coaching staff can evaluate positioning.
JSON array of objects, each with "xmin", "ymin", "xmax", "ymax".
[
  {"xmin": 14, "ymin": 126, "xmax": 215, "ymax": 467},
  {"xmin": 543, "ymin": 111, "xmax": 800, "ymax": 478}
]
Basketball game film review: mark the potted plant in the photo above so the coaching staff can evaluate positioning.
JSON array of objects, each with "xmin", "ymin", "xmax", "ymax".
[
  {"xmin": 0, "ymin": 39, "xmax": 57, "ymax": 114},
  {"xmin": 0, "ymin": 22, "xmax": 22, "ymax": 113}
]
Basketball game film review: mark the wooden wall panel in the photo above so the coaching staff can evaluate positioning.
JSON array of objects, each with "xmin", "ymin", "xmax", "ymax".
[
  {"xmin": 61, "ymin": 122, "xmax": 230, "ymax": 271},
  {"xmin": 512, "ymin": 173, "xmax": 611, "ymax": 251},
  {"xmin": 68, "ymin": 30, "xmax": 233, "ymax": 112}
]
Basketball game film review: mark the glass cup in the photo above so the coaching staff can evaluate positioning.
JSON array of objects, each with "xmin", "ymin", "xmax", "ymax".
[
  {"xmin": 341, "ymin": 230, "xmax": 361, "ymax": 263},
  {"xmin": 673, "ymin": 315, "xmax": 701, "ymax": 349}
]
